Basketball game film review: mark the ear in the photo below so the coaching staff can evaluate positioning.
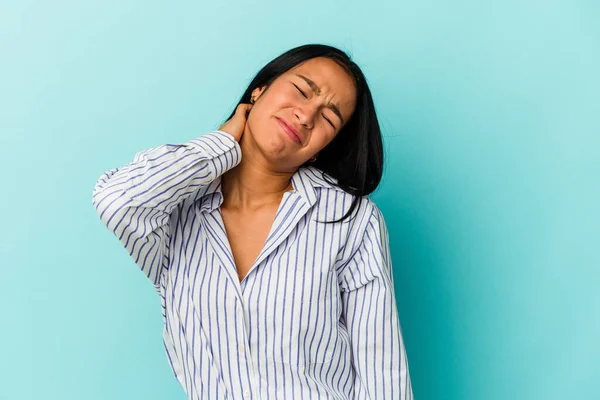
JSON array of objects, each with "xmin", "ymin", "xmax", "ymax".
[{"xmin": 251, "ymin": 85, "xmax": 267, "ymax": 101}]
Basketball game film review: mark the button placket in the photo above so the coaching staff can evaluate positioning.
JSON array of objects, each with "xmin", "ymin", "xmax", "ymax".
[{"xmin": 238, "ymin": 296, "xmax": 258, "ymax": 399}]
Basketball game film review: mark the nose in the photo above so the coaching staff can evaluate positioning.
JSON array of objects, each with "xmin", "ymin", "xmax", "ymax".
[{"xmin": 293, "ymin": 103, "xmax": 319, "ymax": 129}]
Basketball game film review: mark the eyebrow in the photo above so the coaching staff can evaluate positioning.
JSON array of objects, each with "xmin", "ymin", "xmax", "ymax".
[{"xmin": 295, "ymin": 74, "xmax": 345, "ymax": 125}]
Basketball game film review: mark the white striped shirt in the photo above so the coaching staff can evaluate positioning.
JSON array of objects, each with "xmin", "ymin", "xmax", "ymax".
[{"xmin": 92, "ymin": 130, "xmax": 413, "ymax": 399}]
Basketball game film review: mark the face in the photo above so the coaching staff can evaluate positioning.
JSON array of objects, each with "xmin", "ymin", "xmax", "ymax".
[{"xmin": 244, "ymin": 57, "xmax": 357, "ymax": 171}]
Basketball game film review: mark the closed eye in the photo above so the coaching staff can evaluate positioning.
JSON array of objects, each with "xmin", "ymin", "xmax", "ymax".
[
  {"xmin": 323, "ymin": 115, "xmax": 335, "ymax": 128},
  {"xmin": 293, "ymin": 83, "xmax": 335, "ymax": 129},
  {"xmin": 293, "ymin": 84, "xmax": 307, "ymax": 98}
]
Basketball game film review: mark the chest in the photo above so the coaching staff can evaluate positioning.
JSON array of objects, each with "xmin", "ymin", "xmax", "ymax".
[{"xmin": 220, "ymin": 206, "xmax": 279, "ymax": 282}]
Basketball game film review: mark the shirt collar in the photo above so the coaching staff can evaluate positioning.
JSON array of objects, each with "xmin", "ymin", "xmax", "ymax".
[{"xmin": 197, "ymin": 165, "xmax": 342, "ymax": 213}]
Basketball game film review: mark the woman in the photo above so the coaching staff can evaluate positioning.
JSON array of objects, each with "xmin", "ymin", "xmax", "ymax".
[{"xmin": 93, "ymin": 44, "xmax": 413, "ymax": 399}]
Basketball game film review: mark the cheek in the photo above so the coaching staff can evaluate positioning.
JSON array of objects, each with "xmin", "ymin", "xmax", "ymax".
[
  {"xmin": 307, "ymin": 131, "xmax": 336, "ymax": 152},
  {"xmin": 247, "ymin": 105, "xmax": 271, "ymax": 131}
]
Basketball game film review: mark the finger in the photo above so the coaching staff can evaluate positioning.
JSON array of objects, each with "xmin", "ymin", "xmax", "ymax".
[
  {"xmin": 239, "ymin": 103, "xmax": 253, "ymax": 117},
  {"xmin": 236, "ymin": 103, "xmax": 253, "ymax": 114}
]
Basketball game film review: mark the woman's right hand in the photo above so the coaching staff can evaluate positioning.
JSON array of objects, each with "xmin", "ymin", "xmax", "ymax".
[{"xmin": 218, "ymin": 103, "xmax": 253, "ymax": 143}]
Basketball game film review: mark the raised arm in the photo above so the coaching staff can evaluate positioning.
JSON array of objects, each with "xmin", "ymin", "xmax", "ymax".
[{"xmin": 92, "ymin": 130, "xmax": 241, "ymax": 293}]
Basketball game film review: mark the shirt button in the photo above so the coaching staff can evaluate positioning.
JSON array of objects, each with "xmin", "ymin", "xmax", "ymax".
[
  {"xmin": 243, "ymin": 390, "xmax": 251, "ymax": 398},
  {"xmin": 239, "ymin": 344, "xmax": 245, "ymax": 352}
]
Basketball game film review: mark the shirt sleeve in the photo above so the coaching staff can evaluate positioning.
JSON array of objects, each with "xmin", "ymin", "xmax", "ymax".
[
  {"xmin": 338, "ymin": 202, "xmax": 414, "ymax": 399},
  {"xmin": 92, "ymin": 130, "xmax": 241, "ymax": 294}
]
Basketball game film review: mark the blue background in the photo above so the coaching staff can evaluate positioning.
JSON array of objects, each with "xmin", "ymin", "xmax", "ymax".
[{"xmin": 1, "ymin": 1, "xmax": 598, "ymax": 399}]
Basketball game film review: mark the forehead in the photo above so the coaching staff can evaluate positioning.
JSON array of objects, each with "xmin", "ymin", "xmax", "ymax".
[{"xmin": 285, "ymin": 57, "xmax": 357, "ymax": 119}]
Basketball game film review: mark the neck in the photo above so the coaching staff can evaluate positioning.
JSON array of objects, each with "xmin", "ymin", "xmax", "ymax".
[{"xmin": 221, "ymin": 140, "xmax": 295, "ymax": 212}]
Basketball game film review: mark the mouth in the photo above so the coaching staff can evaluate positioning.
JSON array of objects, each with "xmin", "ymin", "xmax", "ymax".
[{"xmin": 276, "ymin": 117, "xmax": 302, "ymax": 144}]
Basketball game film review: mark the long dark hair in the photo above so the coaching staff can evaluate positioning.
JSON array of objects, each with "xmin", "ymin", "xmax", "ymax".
[{"xmin": 223, "ymin": 43, "xmax": 384, "ymax": 224}]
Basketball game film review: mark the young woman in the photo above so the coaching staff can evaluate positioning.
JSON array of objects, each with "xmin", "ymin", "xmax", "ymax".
[{"xmin": 93, "ymin": 43, "xmax": 413, "ymax": 399}]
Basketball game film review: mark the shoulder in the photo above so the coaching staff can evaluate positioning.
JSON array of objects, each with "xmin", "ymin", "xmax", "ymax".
[
  {"xmin": 303, "ymin": 165, "xmax": 380, "ymax": 223},
  {"xmin": 348, "ymin": 195, "xmax": 385, "ymax": 237},
  {"xmin": 338, "ymin": 194, "xmax": 390, "ymax": 254}
]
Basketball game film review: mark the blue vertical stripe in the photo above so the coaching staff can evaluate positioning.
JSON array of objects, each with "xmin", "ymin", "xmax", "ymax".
[{"xmin": 93, "ymin": 130, "xmax": 413, "ymax": 399}]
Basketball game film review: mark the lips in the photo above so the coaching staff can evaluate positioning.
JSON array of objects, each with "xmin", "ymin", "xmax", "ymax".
[{"xmin": 277, "ymin": 118, "xmax": 303, "ymax": 144}]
